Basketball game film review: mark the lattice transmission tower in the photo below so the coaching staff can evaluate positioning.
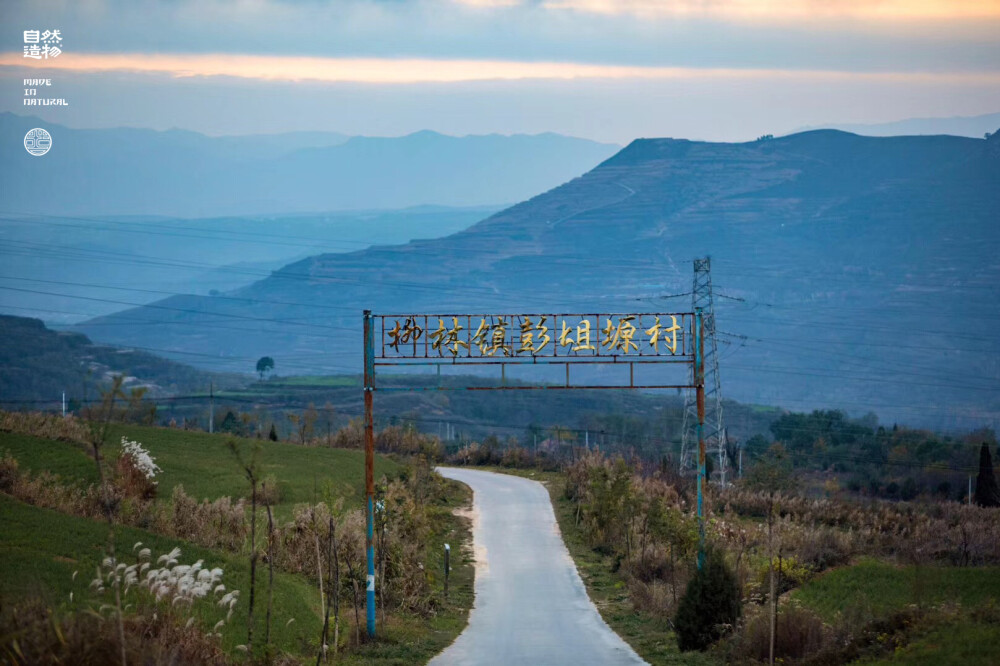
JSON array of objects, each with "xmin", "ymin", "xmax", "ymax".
[{"xmin": 679, "ymin": 257, "xmax": 728, "ymax": 484}]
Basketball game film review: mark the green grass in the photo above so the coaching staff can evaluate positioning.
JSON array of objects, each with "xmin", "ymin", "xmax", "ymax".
[
  {"xmin": 109, "ymin": 425, "xmax": 400, "ymax": 520},
  {"xmin": 0, "ymin": 426, "xmax": 474, "ymax": 664},
  {"xmin": 793, "ymin": 558, "xmax": 1000, "ymax": 623},
  {"xmin": 1, "ymin": 425, "xmax": 401, "ymax": 521},
  {"xmin": 0, "ymin": 478, "xmax": 475, "ymax": 665},
  {"xmin": 0, "ymin": 493, "xmax": 322, "ymax": 659},
  {"xmin": 856, "ymin": 620, "xmax": 1000, "ymax": 666},
  {"xmin": 479, "ymin": 466, "xmax": 718, "ymax": 666},
  {"xmin": 0, "ymin": 431, "xmax": 98, "ymax": 486},
  {"xmin": 260, "ymin": 376, "xmax": 361, "ymax": 388}
]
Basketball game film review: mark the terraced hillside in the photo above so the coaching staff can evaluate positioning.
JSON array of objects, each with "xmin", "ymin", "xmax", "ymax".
[{"xmin": 78, "ymin": 130, "xmax": 1000, "ymax": 428}]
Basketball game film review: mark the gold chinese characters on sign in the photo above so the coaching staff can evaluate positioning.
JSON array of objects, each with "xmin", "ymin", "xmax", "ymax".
[{"xmin": 381, "ymin": 314, "xmax": 686, "ymax": 359}]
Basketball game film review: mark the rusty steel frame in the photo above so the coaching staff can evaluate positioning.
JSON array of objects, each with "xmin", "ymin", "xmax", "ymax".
[{"xmin": 361, "ymin": 309, "xmax": 707, "ymax": 638}]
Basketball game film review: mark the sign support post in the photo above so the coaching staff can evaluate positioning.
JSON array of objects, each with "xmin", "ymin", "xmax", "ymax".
[{"xmin": 363, "ymin": 310, "xmax": 376, "ymax": 638}]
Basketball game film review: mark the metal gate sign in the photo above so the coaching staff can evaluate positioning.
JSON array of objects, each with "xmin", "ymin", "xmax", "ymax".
[
  {"xmin": 372, "ymin": 312, "xmax": 695, "ymax": 390},
  {"xmin": 361, "ymin": 309, "xmax": 708, "ymax": 637}
]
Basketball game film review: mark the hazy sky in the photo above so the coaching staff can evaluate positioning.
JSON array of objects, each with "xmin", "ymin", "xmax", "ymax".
[{"xmin": 2, "ymin": 0, "xmax": 998, "ymax": 142}]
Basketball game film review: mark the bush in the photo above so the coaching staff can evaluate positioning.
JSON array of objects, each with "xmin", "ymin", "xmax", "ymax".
[
  {"xmin": 674, "ymin": 551, "xmax": 742, "ymax": 651},
  {"xmin": 754, "ymin": 555, "xmax": 813, "ymax": 596},
  {"xmin": 733, "ymin": 600, "xmax": 826, "ymax": 662},
  {"xmin": 1, "ymin": 597, "xmax": 230, "ymax": 666}
]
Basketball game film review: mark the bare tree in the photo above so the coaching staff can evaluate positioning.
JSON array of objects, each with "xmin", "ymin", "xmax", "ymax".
[
  {"xmin": 745, "ymin": 443, "xmax": 795, "ymax": 666},
  {"xmin": 264, "ymin": 485, "xmax": 276, "ymax": 650},
  {"xmin": 88, "ymin": 375, "xmax": 128, "ymax": 666},
  {"xmin": 228, "ymin": 438, "xmax": 262, "ymax": 652}
]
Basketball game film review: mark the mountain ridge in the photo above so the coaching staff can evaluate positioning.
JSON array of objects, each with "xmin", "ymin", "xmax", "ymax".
[
  {"xmin": 795, "ymin": 111, "xmax": 1000, "ymax": 138},
  {"xmin": 0, "ymin": 113, "xmax": 620, "ymax": 217},
  {"xmin": 75, "ymin": 129, "xmax": 1000, "ymax": 428}
]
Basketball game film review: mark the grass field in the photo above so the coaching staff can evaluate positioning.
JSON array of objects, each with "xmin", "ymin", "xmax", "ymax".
[
  {"xmin": 0, "ymin": 424, "xmax": 475, "ymax": 664},
  {"xmin": 0, "ymin": 430, "xmax": 99, "ymax": 486},
  {"xmin": 1, "ymin": 425, "xmax": 401, "ymax": 520},
  {"xmin": 793, "ymin": 558, "xmax": 1000, "ymax": 622},
  {"xmin": 858, "ymin": 620, "xmax": 1000, "ymax": 665},
  {"xmin": 0, "ymin": 493, "xmax": 322, "ymax": 657},
  {"xmin": 259, "ymin": 376, "xmax": 361, "ymax": 388}
]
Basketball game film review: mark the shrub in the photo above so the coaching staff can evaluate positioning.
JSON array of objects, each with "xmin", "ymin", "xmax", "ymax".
[
  {"xmin": 0, "ymin": 598, "xmax": 229, "ymax": 666},
  {"xmin": 733, "ymin": 600, "xmax": 826, "ymax": 662},
  {"xmin": 792, "ymin": 527, "xmax": 852, "ymax": 572},
  {"xmin": 0, "ymin": 410, "xmax": 90, "ymax": 444},
  {"xmin": 257, "ymin": 475, "xmax": 283, "ymax": 505},
  {"xmin": 674, "ymin": 551, "xmax": 741, "ymax": 651},
  {"xmin": 0, "ymin": 451, "xmax": 19, "ymax": 492},
  {"xmin": 754, "ymin": 555, "xmax": 813, "ymax": 596},
  {"xmin": 117, "ymin": 437, "xmax": 160, "ymax": 501}
]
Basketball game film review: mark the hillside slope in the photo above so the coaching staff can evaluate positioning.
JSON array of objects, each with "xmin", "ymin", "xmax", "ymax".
[
  {"xmin": 0, "ymin": 315, "xmax": 236, "ymax": 403},
  {"xmin": 77, "ymin": 130, "xmax": 1000, "ymax": 428}
]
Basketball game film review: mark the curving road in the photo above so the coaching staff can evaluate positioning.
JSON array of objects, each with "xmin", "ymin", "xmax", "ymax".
[{"xmin": 431, "ymin": 467, "xmax": 647, "ymax": 666}]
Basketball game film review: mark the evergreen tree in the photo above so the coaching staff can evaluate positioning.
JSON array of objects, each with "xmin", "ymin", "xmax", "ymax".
[
  {"xmin": 219, "ymin": 410, "xmax": 241, "ymax": 435},
  {"xmin": 974, "ymin": 442, "xmax": 1000, "ymax": 507},
  {"xmin": 268, "ymin": 423, "xmax": 278, "ymax": 442},
  {"xmin": 674, "ymin": 550, "xmax": 741, "ymax": 651}
]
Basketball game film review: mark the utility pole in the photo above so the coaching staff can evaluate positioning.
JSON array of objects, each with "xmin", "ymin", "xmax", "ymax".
[
  {"xmin": 61, "ymin": 391, "xmax": 66, "ymax": 417},
  {"xmin": 681, "ymin": 257, "xmax": 727, "ymax": 485},
  {"xmin": 363, "ymin": 310, "xmax": 376, "ymax": 638},
  {"xmin": 208, "ymin": 382, "xmax": 214, "ymax": 434}
]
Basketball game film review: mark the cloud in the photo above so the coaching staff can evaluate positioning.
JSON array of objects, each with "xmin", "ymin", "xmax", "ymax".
[
  {"xmin": 536, "ymin": 0, "xmax": 1000, "ymax": 20},
  {"xmin": 3, "ymin": 65, "xmax": 998, "ymax": 144},
  {"xmin": 6, "ymin": 52, "xmax": 1000, "ymax": 85},
  {"xmin": 3, "ymin": 0, "xmax": 997, "ymax": 76}
]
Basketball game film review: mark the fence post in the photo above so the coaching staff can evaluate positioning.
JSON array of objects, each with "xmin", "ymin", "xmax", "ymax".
[{"xmin": 444, "ymin": 543, "xmax": 450, "ymax": 599}]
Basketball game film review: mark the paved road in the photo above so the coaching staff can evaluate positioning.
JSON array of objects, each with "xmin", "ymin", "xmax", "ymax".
[{"xmin": 431, "ymin": 467, "xmax": 647, "ymax": 666}]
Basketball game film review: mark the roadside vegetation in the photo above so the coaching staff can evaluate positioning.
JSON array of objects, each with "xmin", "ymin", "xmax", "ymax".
[
  {"xmin": 448, "ymin": 434, "xmax": 1000, "ymax": 665},
  {"xmin": 0, "ymin": 403, "xmax": 473, "ymax": 665},
  {"xmin": 5, "ymin": 379, "xmax": 999, "ymax": 665}
]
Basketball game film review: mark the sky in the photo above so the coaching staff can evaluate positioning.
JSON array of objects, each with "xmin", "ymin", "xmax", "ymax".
[{"xmin": 1, "ymin": 0, "xmax": 998, "ymax": 142}]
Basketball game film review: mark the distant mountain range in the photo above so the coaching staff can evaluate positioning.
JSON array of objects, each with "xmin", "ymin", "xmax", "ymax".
[
  {"xmin": 76, "ymin": 129, "xmax": 1000, "ymax": 429},
  {"xmin": 0, "ymin": 113, "xmax": 620, "ymax": 217},
  {"xmin": 798, "ymin": 111, "xmax": 1000, "ymax": 138},
  {"xmin": 0, "ymin": 206, "xmax": 499, "ymax": 324}
]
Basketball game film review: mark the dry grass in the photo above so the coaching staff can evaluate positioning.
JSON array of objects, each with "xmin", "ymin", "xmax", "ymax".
[
  {"xmin": 729, "ymin": 601, "xmax": 827, "ymax": 663},
  {"xmin": 718, "ymin": 488, "xmax": 1000, "ymax": 566},
  {"xmin": 1, "ymin": 597, "xmax": 230, "ymax": 666},
  {"xmin": 0, "ymin": 411, "xmax": 90, "ymax": 445}
]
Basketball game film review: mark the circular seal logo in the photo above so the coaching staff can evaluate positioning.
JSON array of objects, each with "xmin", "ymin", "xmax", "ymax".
[{"xmin": 24, "ymin": 128, "xmax": 52, "ymax": 156}]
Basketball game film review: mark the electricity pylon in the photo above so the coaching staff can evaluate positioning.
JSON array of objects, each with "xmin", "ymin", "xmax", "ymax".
[{"xmin": 680, "ymin": 257, "xmax": 728, "ymax": 484}]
